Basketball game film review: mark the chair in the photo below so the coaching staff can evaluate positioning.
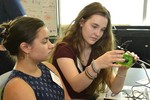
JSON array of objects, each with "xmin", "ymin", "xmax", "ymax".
[{"xmin": 0, "ymin": 71, "xmax": 12, "ymax": 100}]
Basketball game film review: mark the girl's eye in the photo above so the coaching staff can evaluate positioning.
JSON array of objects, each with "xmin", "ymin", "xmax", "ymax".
[
  {"xmin": 92, "ymin": 25, "xmax": 98, "ymax": 29},
  {"xmin": 42, "ymin": 39, "xmax": 48, "ymax": 44},
  {"xmin": 101, "ymin": 29, "xmax": 106, "ymax": 32}
]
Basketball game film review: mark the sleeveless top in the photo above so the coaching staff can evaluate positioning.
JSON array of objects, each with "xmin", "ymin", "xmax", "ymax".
[{"xmin": 1, "ymin": 63, "xmax": 64, "ymax": 100}]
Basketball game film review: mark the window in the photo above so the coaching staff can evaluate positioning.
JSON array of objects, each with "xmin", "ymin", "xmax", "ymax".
[{"xmin": 59, "ymin": 0, "xmax": 149, "ymax": 25}]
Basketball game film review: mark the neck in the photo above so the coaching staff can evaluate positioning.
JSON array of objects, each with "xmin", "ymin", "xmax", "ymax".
[
  {"xmin": 0, "ymin": 45, "xmax": 6, "ymax": 51},
  {"xmin": 15, "ymin": 59, "xmax": 41, "ymax": 77},
  {"xmin": 80, "ymin": 46, "xmax": 92, "ymax": 66},
  {"xmin": 82, "ymin": 42, "xmax": 91, "ymax": 49}
]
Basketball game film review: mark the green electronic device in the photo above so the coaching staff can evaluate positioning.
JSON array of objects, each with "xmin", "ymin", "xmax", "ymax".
[{"xmin": 116, "ymin": 52, "xmax": 134, "ymax": 68}]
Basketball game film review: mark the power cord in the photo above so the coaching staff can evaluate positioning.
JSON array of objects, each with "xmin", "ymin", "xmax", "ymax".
[
  {"xmin": 119, "ymin": 62, "xmax": 150, "ymax": 100},
  {"xmin": 112, "ymin": 40, "xmax": 150, "ymax": 100}
]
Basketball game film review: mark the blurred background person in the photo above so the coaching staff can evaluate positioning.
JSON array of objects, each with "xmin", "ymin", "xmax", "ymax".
[
  {"xmin": 0, "ymin": 0, "xmax": 26, "ymax": 24},
  {"xmin": 0, "ymin": 0, "xmax": 26, "ymax": 75}
]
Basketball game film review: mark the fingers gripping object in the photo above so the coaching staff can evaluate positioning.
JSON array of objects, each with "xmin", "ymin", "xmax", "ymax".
[
  {"xmin": 116, "ymin": 52, "xmax": 134, "ymax": 68},
  {"xmin": 116, "ymin": 46, "xmax": 134, "ymax": 68}
]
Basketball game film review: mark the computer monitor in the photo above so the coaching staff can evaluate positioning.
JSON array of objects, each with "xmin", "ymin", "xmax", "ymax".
[{"xmin": 113, "ymin": 26, "xmax": 150, "ymax": 68}]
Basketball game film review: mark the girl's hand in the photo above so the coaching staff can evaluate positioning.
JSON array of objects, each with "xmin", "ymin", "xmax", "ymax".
[
  {"xmin": 126, "ymin": 51, "xmax": 139, "ymax": 61},
  {"xmin": 94, "ymin": 50, "xmax": 125, "ymax": 69},
  {"xmin": 123, "ymin": 51, "xmax": 139, "ymax": 67}
]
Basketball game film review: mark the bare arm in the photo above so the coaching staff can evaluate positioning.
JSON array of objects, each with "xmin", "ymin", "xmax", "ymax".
[
  {"xmin": 108, "ymin": 67, "xmax": 128, "ymax": 94},
  {"xmin": 57, "ymin": 58, "xmax": 97, "ymax": 92},
  {"xmin": 3, "ymin": 78, "xmax": 36, "ymax": 100},
  {"xmin": 56, "ymin": 50, "xmax": 138, "ymax": 94},
  {"xmin": 108, "ymin": 51, "xmax": 139, "ymax": 94},
  {"xmin": 94, "ymin": 50, "xmax": 139, "ymax": 94}
]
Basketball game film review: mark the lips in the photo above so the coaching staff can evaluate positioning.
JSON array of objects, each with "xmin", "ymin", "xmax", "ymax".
[
  {"xmin": 48, "ymin": 50, "xmax": 51, "ymax": 54},
  {"xmin": 91, "ymin": 37, "xmax": 98, "ymax": 42}
]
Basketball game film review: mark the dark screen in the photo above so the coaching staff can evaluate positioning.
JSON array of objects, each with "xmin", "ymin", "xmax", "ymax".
[{"xmin": 113, "ymin": 26, "xmax": 150, "ymax": 68}]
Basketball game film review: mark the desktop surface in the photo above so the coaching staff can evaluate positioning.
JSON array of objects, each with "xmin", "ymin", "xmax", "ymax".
[
  {"xmin": 97, "ymin": 67, "xmax": 150, "ymax": 100},
  {"xmin": 124, "ymin": 67, "xmax": 150, "ymax": 86}
]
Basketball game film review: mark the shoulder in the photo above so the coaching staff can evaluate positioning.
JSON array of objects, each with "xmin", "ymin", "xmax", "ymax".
[
  {"xmin": 55, "ymin": 43, "xmax": 76, "ymax": 58},
  {"xmin": 56, "ymin": 43, "xmax": 72, "ymax": 51},
  {"xmin": 42, "ymin": 61, "xmax": 59, "ymax": 76},
  {"xmin": 3, "ymin": 77, "xmax": 36, "ymax": 100},
  {"xmin": 41, "ymin": 61, "xmax": 63, "ymax": 88}
]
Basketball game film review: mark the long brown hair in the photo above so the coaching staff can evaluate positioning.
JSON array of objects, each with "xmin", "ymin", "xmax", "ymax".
[{"xmin": 50, "ymin": 2, "xmax": 116, "ymax": 96}]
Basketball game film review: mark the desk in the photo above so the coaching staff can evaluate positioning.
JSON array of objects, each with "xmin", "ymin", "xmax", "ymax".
[
  {"xmin": 97, "ymin": 86, "xmax": 150, "ymax": 100},
  {"xmin": 124, "ymin": 68, "xmax": 150, "ymax": 86},
  {"xmin": 97, "ymin": 68, "xmax": 150, "ymax": 100}
]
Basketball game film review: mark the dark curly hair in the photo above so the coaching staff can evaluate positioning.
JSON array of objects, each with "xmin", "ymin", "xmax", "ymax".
[{"xmin": 0, "ymin": 16, "xmax": 45, "ymax": 56}]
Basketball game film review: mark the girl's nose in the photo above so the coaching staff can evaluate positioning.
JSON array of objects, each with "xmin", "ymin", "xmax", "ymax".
[
  {"xmin": 48, "ymin": 41, "xmax": 54, "ymax": 49},
  {"xmin": 95, "ymin": 30, "xmax": 101, "ymax": 36}
]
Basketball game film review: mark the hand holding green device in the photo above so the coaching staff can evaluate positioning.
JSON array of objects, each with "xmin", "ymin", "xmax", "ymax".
[{"xmin": 116, "ymin": 46, "xmax": 134, "ymax": 68}]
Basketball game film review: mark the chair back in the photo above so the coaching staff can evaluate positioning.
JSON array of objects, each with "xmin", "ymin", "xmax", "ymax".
[{"xmin": 0, "ymin": 71, "xmax": 12, "ymax": 100}]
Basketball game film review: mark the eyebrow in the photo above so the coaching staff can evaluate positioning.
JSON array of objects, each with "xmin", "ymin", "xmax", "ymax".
[
  {"xmin": 93, "ymin": 23, "xmax": 99, "ymax": 26},
  {"xmin": 42, "ymin": 36, "xmax": 50, "ymax": 40},
  {"xmin": 93, "ymin": 23, "xmax": 106, "ymax": 29}
]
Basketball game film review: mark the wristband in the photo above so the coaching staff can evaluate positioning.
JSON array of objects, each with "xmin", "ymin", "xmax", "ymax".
[
  {"xmin": 85, "ymin": 67, "xmax": 97, "ymax": 80},
  {"xmin": 91, "ymin": 60, "xmax": 100, "ymax": 74}
]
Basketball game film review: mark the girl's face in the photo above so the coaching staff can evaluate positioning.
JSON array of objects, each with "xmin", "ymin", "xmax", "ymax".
[
  {"xmin": 28, "ymin": 26, "xmax": 54, "ymax": 62},
  {"xmin": 80, "ymin": 14, "xmax": 108, "ymax": 46}
]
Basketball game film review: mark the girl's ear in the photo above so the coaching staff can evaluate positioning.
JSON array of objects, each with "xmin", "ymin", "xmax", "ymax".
[
  {"xmin": 79, "ymin": 18, "xmax": 85, "ymax": 27},
  {"xmin": 19, "ymin": 42, "xmax": 31, "ymax": 54}
]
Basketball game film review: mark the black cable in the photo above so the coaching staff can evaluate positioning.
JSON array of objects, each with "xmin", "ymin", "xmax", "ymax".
[{"xmin": 115, "ymin": 41, "xmax": 150, "ymax": 99}]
